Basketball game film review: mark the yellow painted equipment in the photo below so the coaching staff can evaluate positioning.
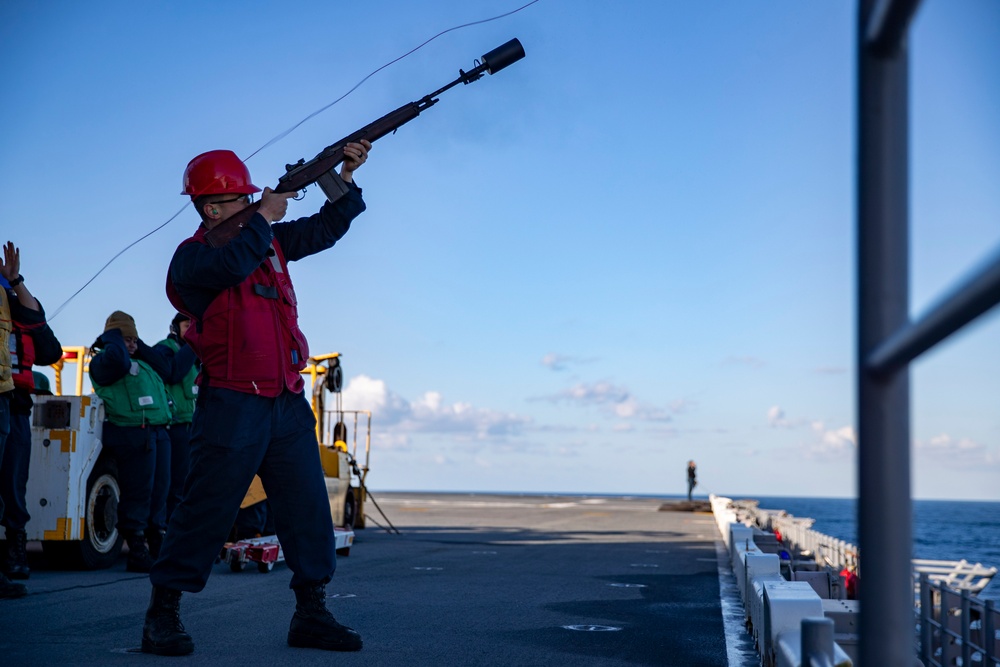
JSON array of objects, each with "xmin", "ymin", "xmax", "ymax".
[
  {"xmin": 305, "ymin": 353, "xmax": 372, "ymax": 530},
  {"xmin": 7, "ymin": 347, "xmax": 372, "ymax": 569},
  {"xmin": 0, "ymin": 349, "xmax": 122, "ymax": 568}
]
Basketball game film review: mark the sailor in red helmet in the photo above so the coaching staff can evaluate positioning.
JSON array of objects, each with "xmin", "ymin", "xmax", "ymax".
[{"xmin": 143, "ymin": 141, "xmax": 371, "ymax": 656}]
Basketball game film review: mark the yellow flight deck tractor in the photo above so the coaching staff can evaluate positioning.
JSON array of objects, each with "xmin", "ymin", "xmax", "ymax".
[{"xmin": 2, "ymin": 347, "xmax": 372, "ymax": 570}]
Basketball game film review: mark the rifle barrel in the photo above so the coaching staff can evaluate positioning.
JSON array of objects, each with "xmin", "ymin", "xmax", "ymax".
[{"xmin": 203, "ymin": 37, "xmax": 525, "ymax": 249}]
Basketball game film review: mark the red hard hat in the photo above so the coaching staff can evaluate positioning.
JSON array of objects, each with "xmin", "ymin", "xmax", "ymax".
[{"xmin": 181, "ymin": 150, "xmax": 262, "ymax": 196}]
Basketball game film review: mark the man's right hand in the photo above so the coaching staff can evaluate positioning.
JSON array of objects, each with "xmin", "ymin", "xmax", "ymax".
[{"xmin": 258, "ymin": 187, "xmax": 296, "ymax": 223}]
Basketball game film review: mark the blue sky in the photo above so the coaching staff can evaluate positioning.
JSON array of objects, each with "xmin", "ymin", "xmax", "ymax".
[{"xmin": 2, "ymin": 1, "xmax": 998, "ymax": 500}]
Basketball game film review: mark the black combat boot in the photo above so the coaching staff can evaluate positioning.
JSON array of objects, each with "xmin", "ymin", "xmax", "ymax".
[
  {"xmin": 0, "ymin": 571, "xmax": 27, "ymax": 599},
  {"xmin": 5, "ymin": 530, "xmax": 30, "ymax": 579},
  {"xmin": 145, "ymin": 529, "xmax": 165, "ymax": 560},
  {"xmin": 141, "ymin": 586, "xmax": 194, "ymax": 656},
  {"xmin": 287, "ymin": 583, "xmax": 362, "ymax": 651},
  {"xmin": 125, "ymin": 532, "xmax": 155, "ymax": 573}
]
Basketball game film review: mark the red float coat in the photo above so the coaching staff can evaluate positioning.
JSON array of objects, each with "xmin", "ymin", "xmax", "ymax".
[
  {"xmin": 10, "ymin": 325, "xmax": 36, "ymax": 391},
  {"xmin": 166, "ymin": 227, "xmax": 308, "ymax": 397}
]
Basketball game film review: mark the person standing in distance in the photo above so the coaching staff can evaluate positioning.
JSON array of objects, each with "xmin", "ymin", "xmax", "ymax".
[
  {"xmin": 686, "ymin": 460, "xmax": 697, "ymax": 502},
  {"xmin": 143, "ymin": 141, "xmax": 372, "ymax": 656}
]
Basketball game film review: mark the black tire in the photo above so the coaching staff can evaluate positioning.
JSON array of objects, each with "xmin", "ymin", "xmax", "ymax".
[
  {"xmin": 257, "ymin": 560, "xmax": 274, "ymax": 573},
  {"xmin": 44, "ymin": 457, "xmax": 124, "ymax": 569},
  {"xmin": 230, "ymin": 558, "xmax": 246, "ymax": 573},
  {"xmin": 343, "ymin": 488, "xmax": 357, "ymax": 529},
  {"xmin": 78, "ymin": 457, "xmax": 124, "ymax": 569}
]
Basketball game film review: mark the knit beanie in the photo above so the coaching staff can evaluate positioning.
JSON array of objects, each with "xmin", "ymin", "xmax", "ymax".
[{"xmin": 104, "ymin": 311, "xmax": 138, "ymax": 339}]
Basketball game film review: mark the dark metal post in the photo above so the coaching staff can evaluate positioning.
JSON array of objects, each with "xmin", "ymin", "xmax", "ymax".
[
  {"xmin": 918, "ymin": 573, "xmax": 932, "ymax": 665},
  {"xmin": 961, "ymin": 591, "xmax": 972, "ymax": 667},
  {"xmin": 985, "ymin": 599, "xmax": 996, "ymax": 664},
  {"xmin": 857, "ymin": 0, "xmax": 918, "ymax": 664}
]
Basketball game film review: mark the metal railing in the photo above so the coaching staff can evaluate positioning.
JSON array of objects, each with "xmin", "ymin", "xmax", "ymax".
[
  {"xmin": 732, "ymin": 502, "xmax": 860, "ymax": 574},
  {"xmin": 737, "ymin": 501, "xmax": 996, "ymax": 594},
  {"xmin": 857, "ymin": 1, "xmax": 1000, "ymax": 664},
  {"xmin": 918, "ymin": 573, "xmax": 1000, "ymax": 667},
  {"xmin": 720, "ymin": 496, "xmax": 999, "ymax": 666}
]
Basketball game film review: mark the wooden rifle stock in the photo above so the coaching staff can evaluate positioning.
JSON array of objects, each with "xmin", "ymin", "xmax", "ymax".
[
  {"xmin": 203, "ymin": 102, "xmax": 425, "ymax": 248},
  {"xmin": 202, "ymin": 37, "xmax": 525, "ymax": 248}
]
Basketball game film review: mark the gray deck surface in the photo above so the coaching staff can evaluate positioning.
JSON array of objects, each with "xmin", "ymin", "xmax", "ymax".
[{"xmin": 0, "ymin": 493, "xmax": 729, "ymax": 666}]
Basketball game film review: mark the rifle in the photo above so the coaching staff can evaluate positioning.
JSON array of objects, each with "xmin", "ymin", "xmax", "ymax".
[{"xmin": 204, "ymin": 38, "xmax": 525, "ymax": 248}]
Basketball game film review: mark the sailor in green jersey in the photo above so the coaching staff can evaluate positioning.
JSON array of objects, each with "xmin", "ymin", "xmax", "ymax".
[
  {"xmin": 153, "ymin": 313, "xmax": 198, "ymax": 525},
  {"xmin": 89, "ymin": 311, "xmax": 175, "ymax": 573}
]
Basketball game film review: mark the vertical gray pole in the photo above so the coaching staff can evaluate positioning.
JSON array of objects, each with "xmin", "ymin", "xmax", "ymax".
[{"xmin": 857, "ymin": 1, "xmax": 914, "ymax": 665}]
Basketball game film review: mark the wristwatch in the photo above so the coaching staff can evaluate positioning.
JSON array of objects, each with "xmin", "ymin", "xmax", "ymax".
[{"xmin": 9, "ymin": 274, "xmax": 24, "ymax": 287}]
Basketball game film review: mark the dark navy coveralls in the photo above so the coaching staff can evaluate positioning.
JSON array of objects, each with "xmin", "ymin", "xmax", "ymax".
[
  {"xmin": 152, "ymin": 334, "xmax": 198, "ymax": 522},
  {"xmin": 150, "ymin": 184, "xmax": 365, "ymax": 592}
]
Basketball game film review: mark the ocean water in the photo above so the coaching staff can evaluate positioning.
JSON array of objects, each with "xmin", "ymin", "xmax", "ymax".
[{"xmin": 750, "ymin": 496, "xmax": 1000, "ymax": 602}]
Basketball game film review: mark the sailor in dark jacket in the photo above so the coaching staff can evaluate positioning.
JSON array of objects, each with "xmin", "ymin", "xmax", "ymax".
[{"xmin": 143, "ymin": 142, "xmax": 370, "ymax": 656}]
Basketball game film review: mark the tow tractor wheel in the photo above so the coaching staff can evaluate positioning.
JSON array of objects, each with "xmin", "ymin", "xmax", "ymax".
[
  {"xmin": 230, "ymin": 558, "xmax": 246, "ymax": 573},
  {"xmin": 343, "ymin": 488, "xmax": 357, "ymax": 529},
  {"xmin": 258, "ymin": 560, "xmax": 275, "ymax": 573},
  {"xmin": 43, "ymin": 458, "xmax": 123, "ymax": 569}
]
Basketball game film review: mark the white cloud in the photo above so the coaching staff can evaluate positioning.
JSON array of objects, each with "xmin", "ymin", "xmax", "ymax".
[
  {"xmin": 766, "ymin": 414, "xmax": 856, "ymax": 460},
  {"xmin": 409, "ymin": 390, "xmax": 530, "ymax": 438},
  {"xmin": 340, "ymin": 375, "xmax": 533, "ymax": 449},
  {"xmin": 787, "ymin": 428, "xmax": 999, "ymax": 469},
  {"xmin": 341, "ymin": 375, "xmax": 412, "ymax": 424},
  {"xmin": 767, "ymin": 405, "xmax": 814, "ymax": 430},
  {"xmin": 541, "ymin": 352, "xmax": 596, "ymax": 372},
  {"xmin": 809, "ymin": 424, "xmax": 857, "ymax": 459},
  {"xmin": 915, "ymin": 433, "xmax": 999, "ymax": 469},
  {"xmin": 769, "ymin": 420, "xmax": 856, "ymax": 460},
  {"xmin": 768, "ymin": 405, "xmax": 790, "ymax": 427},
  {"xmin": 533, "ymin": 381, "xmax": 673, "ymax": 422}
]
